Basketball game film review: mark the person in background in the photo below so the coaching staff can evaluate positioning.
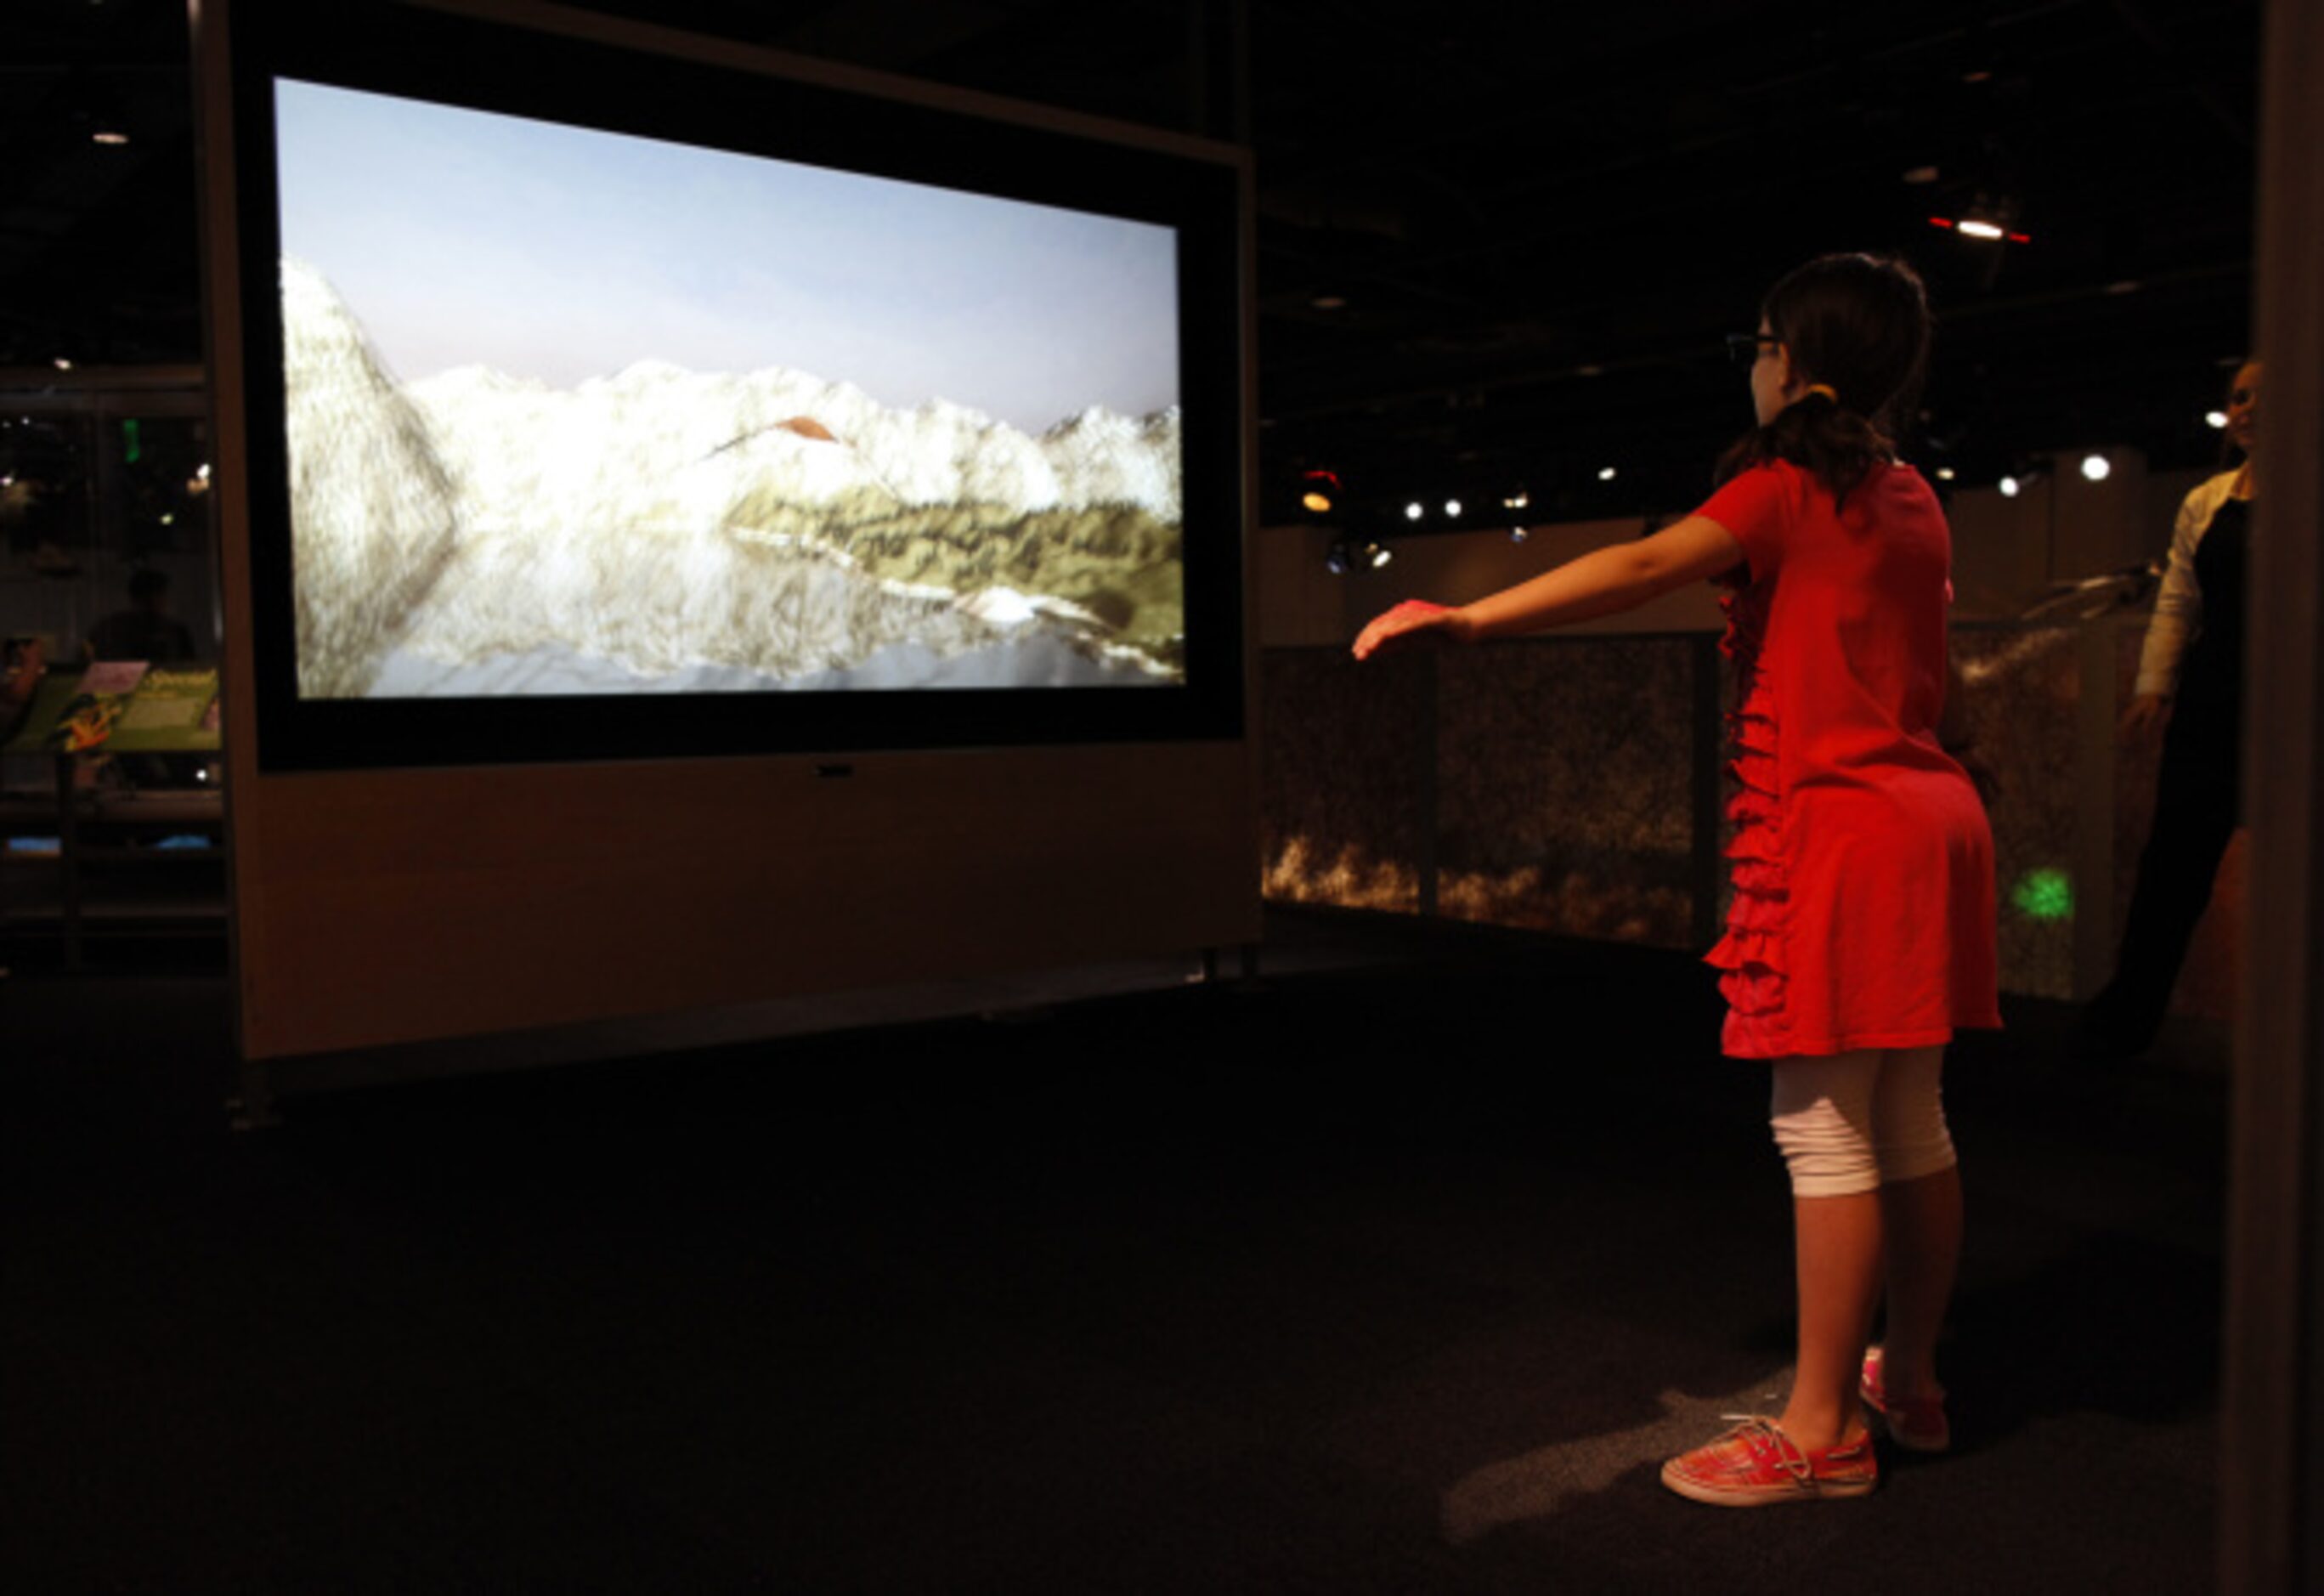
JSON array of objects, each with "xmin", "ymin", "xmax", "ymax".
[
  {"xmin": 82, "ymin": 567, "xmax": 199, "ymax": 664},
  {"xmin": 2, "ymin": 633, "xmax": 49, "ymax": 980},
  {"xmin": 3, "ymin": 633, "xmax": 45, "ymax": 737},
  {"xmin": 2077, "ymin": 359, "xmax": 2261, "ymax": 1062},
  {"xmin": 1354, "ymin": 253, "xmax": 1998, "ymax": 1505}
]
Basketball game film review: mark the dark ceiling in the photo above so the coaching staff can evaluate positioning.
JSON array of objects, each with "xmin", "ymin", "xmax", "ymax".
[{"xmin": 0, "ymin": 0, "xmax": 2262, "ymax": 529}]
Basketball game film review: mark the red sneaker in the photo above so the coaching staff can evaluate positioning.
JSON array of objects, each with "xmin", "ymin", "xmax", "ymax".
[
  {"xmin": 1860, "ymin": 1347, "xmax": 1951, "ymax": 1452},
  {"xmin": 1660, "ymin": 1416, "xmax": 1878, "ymax": 1506}
]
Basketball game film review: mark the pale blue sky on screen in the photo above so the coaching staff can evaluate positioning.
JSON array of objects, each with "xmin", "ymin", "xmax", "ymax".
[{"xmin": 273, "ymin": 80, "xmax": 1180, "ymax": 432}]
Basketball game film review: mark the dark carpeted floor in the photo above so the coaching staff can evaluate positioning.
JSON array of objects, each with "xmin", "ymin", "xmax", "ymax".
[{"xmin": 0, "ymin": 909, "xmax": 2225, "ymax": 1593}]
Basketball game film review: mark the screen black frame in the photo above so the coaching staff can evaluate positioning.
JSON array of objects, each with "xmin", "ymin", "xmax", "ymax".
[{"xmin": 218, "ymin": 0, "xmax": 1248, "ymax": 771}]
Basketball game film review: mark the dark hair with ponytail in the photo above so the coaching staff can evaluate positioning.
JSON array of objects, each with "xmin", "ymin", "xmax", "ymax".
[
  {"xmin": 1714, "ymin": 252, "xmax": 1932, "ymax": 505},
  {"xmin": 2217, "ymin": 356, "xmax": 2256, "ymax": 471}
]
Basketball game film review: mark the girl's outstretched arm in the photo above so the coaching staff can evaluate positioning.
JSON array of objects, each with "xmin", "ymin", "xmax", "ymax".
[{"xmin": 1352, "ymin": 514, "xmax": 1745, "ymax": 660}]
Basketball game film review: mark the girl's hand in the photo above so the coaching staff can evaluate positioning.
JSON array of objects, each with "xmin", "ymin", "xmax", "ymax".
[{"xmin": 1352, "ymin": 600, "xmax": 1474, "ymax": 661}]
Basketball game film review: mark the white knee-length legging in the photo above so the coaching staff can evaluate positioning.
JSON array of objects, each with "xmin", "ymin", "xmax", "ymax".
[{"xmin": 1768, "ymin": 1045, "xmax": 1956, "ymax": 1197}]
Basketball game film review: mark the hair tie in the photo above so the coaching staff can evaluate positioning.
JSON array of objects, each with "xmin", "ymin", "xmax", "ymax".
[{"xmin": 1805, "ymin": 384, "xmax": 1838, "ymax": 402}]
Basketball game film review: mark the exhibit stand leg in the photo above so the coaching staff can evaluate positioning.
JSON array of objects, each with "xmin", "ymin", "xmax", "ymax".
[
  {"xmin": 229, "ymin": 1058, "xmax": 279, "ymax": 1133},
  {"xmin": 1201, "ymin": 942, "xmax": 1264, "ymax": 989}
]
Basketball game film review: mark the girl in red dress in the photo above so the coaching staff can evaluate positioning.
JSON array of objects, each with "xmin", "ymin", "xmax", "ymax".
[{"xmin": 1354, "ymin": 253, "xmax": 1999, "ymax": 1506}]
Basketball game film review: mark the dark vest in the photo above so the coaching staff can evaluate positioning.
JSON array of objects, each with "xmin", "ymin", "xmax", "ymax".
[{"xmin": 2164, "ymin": 495, "xmax": 2248, "ymax": 761}]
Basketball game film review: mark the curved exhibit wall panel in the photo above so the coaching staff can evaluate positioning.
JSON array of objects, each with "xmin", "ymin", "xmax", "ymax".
[{"xmin": 195, "ymin": 0, "xmax": 1258, "ymax": 1061}]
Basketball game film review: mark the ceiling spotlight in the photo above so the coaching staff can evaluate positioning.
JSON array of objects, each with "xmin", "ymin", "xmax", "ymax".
[
  {"xmin": 92, "ymin": 130, "xmax": 129, "ymax": 146},
  {"xmin": 1935, "ymin": 467, "xmax": 1957, "ymax": 481},
  {"xmin": 1903, "ymin": 165, "xmax": 1941, "ymax": 184},
  {"xmin": 2080, "ymin": 454, "xmax": 2111, "ymax": 481},
  {"xmin": 1405, "ymin": 501, "xmax": 1424, "ymax": 521},
  {"xmin": 1444, "ymin": 499, "xmax": 1462, "ymax": 518},
  {"xmin": 2206, "ymin": 410, "xmax": 2229, "ymax": 429},
  {"xmin": 1368, "ymin": 541, "xmax": 1393, "ymax": 569},
  {"xmin": 1928, "ymin": 215, "xmax": 2032, "ymax": 244},
  {"xmin": 52, "ymin": 358, "xmax": 72, "ymax": 371},
  {"xmin": 1999, "ymin": 475, "xmax": 2021, "ymax": 498},
  {"xmin": 1597, "ymin": 467, "xmax": 1617, "ymax": 482},
  {"xmin": 1502, "ymin": 490, "xmax": 1529, "ymax": 510},
  {"xmin": 1299, "ymin": 467, "xmax": 1338, "ymax": 515}
]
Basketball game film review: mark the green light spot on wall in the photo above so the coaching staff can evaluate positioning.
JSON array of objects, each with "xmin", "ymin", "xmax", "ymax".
[
  {"xmin": 122, "ymin": 417, "xmax": 141, "ymax": 465},
  {"xmin": 2010, "ymin": 868, "xmax": 2074, "ymax": 922}
]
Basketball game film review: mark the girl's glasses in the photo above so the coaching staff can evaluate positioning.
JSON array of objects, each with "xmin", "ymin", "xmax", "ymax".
[{"xmin": 1727, "ymin": 332, "xmax": 1780, "ymax": 366}]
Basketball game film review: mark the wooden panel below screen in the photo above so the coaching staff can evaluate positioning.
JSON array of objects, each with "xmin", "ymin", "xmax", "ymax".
[{"xmin": 231, "ymin": 739, "xmax": 1259, "ymax": 1059}]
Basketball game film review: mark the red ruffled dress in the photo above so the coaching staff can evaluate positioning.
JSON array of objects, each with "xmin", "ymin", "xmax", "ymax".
[{"xmin": 1695, "ymin": 460, "xmax": 2001, "ymax": 1059}]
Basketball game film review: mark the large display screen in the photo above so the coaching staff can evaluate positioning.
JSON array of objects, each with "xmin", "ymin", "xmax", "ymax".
[{"xmin": 218, "ymin": 0, "xmax": 1246, "ymax": 767}]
